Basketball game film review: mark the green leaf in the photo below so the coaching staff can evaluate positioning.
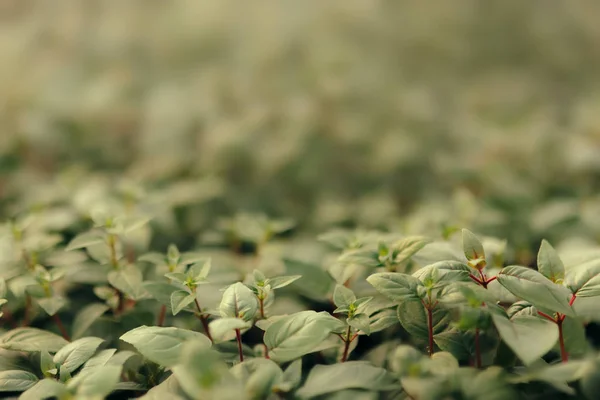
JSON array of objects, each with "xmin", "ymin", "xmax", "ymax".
[
  {"xmin": 40, "ymin": 350, "xmax": 55, "ymax": 377},
  {"xmin": 167, "ymin": 244, "xmax": 180, "ymax": 264},
  {"xmin": 397, "ymin": 300, "xmax": 450, "ymax": 338},
  {"xmin": 53, "ymin": 337, "xmax": 104, "ymax": 373},
  {"xmin": 565, "ymin": 258, "xmax": 600, "ymax": 297},
  {"xmin": 367, "ymin": 272, "xmax": 421, "ymax": 302},
  {"xmin": 120, "ymin": 325, "xmax": 211, "ymax": 367},
  {"xmin": 164, "ymin": 272, "xmax": 187, "ymax": 283},
  {"xmin": 497, "ymin": 265, "xmax": 574, "ymax": 316},
  {"xmin": 209, "ymin": 318, "xmax": 252, "ymax": 343},
  {"xmin": 230, "ymin": 358, "xmax": 283, "ymax": 399},
  {"xmin": 333, "ymin": 284, "xmax": 356, "ymax": 308},
  {"xmin": 172, "ymin": 341, "xmax": 240, "ymax": 399},
  {"xmin": 267, "ymin": 275, "xmax": 302, "ymax": 290},
  {"xmin": 433, "ymin": 329, "xmax": 475, "ymax": 362},
  {"xmin": 264, "ymin": 311, "xmax": 341, "ymax": 363},
  {"xmin": 0, "ymin": 328, "xmax": 68, "ymax": 353},
  {"xmin": 72, "ymin": 303, "xmax": 109, "ymax": 340},
  {"xmin": 348, "ymin": 313, "xmax": 371, "ymax": 335},
  {"xmin": 170, "ymin": 290, "xmax": 196, "ymax": 316},
  {"xmin": 138, "ymin": 252, "xmax": 166, "ymax": 266},
  {"xmin": 79, "ymin": 349, "xmax": 117, "ymax": 375},
  {"xmin": 36, "ymin": 296, "xmax": 67, "ymax": 316},
  {"xmin": 219, "ymin": 282, "xmax": 259, "ymax": 322},
  {"xmin": 296, "ymin": 361, "xmax": 399, "ymax": 398},
  {"xmin": 188, "ymin": 259, "xmax": 211, "ymax": 282},
  {"xmin": 283, "ymin": 259, "xmax": 335, "ymax": 301},
  {"xmin": 561, "ymin": 317, "xmax": 589, "ymax": 357},
  {"xmin": 107, "ymin": 264, "xmax": 146, "ymax": 301},
  {"xmin": 143, "ymin": 281, "xmax": 179, "ymax": 306},
  {"xmin": 393, "ymin": 236, "xmax": 431, "ymax": 264},
  {"xmin": 68, "ymin": 365, "xmax": 122, "ymax": 398},
  {"xmin": 277, "ymin": 359, "xmax": 302, "ymax": 392},
  {"xmin": 462, "ymin": 229, "xmax": 486, "ymax": 269},
  {"xmin": 20, "ymin": 379, "xmax": 68, "ymax": 400},
  {"xmin": 0, "ymin": 370, "xmax": 38, "ymax": 392},
  {"xmin": 491, "ymin": 314, "xmax": 558, "ymax": 365},
  {"xmin": 537, "ymin": 240, "xmax": 565, "ymax": 283},
  {"xmin": 65, "ymin": 230, "xmax": 105, "ymax": 251}
]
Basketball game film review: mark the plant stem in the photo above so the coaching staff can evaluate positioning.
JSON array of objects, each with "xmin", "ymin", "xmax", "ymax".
[
  {"xmin": 478, "ymin": 270, "xmax": 487, "ymax": 288},
  {"xmin": 475, "ymin": 328, "xmax": 482, "ymax": 368},
  {"xmin": 426, "ymin": 306, "xmax": 434, "ymax": 357},
  {"xmin": 22, "ymin": 295, "xmax": 32, "ymax": 327},
  {"xmin": 107, "ymin": 234, "xmax": 119, "ymax": 269},
  {"xmin": 537, "ymin": 311, "xmax": 556, "ymax": 322},
  {"xmin": 259, "ymin": 297, "xmax": 266, "ymax": 319},
  {"xmin": 557, "ymin": 318, "xmax": 568, "ymax": 363},
  {"xmin": 469, "ymin": 274, "xmax": 483, "ymax": 285},
  {"xmin": 235, "ymin": 328, "xmax": 244, "ymax": 362},
  {"xmin": 193, "ymin": 298, "xmax": 213, "ymax": 343},
  {"xmin": 157, "ymin": 305, "xmax": 167, "ymax": 326},
  {"xmin": 341, "ymin": 325, "xmax": 352, "ymax": 362},
  {"xmin": 1, "ymin": 308, "xmax": 18, "ymax": 329},
  {"xmin": 52, "ymin": 314, "xmax": 70, "ymax": 341},
  {"xmin": 264, "ymin": 343, "xmax": 270, "ymax": 359}
]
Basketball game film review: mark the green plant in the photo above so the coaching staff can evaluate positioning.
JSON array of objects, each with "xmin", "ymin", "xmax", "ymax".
[{"xmin": 1, "ymin": 211, "xmax": 599, "ymax": 400}]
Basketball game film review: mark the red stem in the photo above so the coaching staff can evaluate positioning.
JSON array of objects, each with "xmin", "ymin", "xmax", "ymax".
[
  {"xmin": 341, "ymin": 325, "xmax": 353, "ymax": 362},
  {"xmin": 22, "ymin": 295, "xmax": 32, "ymax": 327},
  {"xmin": 557, "ymin": 319, "xmax": 568, "ymax": 362},
  {"xmin": 537, "ymin": 311, "xmax": 556, "ymax": 323},
  {"xmin": 52, "ymin": 314, "xmax": 71, "ymax": 341},
  {"xmin": 1, "ymin": 308, "xmax": 18, "ymax": 329},
  {"xmin": 157, "ymin": 305, "xmax": 167, "ymax": 326},
  {"xmin": 235, "ymin": 329, "xmax": 244, "ymax": 362},
  {"xmin": 469, "ymin": 274, "xmax": 483, "ymax": 285},
  {"xmin": 475, "ymin": 328, "xmax": 482, "ymax": 368},
  {"xmin": 426, "ymin": 306, "xmax": 434, "ymax": 357},
  {"xmin": 194, "ymin": 299, "xmax": 213, "ymax": 343},
  {"xmin": 486, "ymin": 276, "xmax": 497, "ymax": 284},
  {"xmin": 569, "ymin": 294, "xmax": 576, "ymax": 306}
]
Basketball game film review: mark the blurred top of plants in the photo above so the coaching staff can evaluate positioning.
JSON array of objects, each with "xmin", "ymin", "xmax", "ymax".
[{"xmin": 2, "ymin": 0, "xmax": 600, "ymax": 259}]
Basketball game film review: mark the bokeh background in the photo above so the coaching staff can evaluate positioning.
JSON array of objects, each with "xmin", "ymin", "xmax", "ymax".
[{"xmin": 2, "ymin": 0, "xmax": 600, "ymax": 264}]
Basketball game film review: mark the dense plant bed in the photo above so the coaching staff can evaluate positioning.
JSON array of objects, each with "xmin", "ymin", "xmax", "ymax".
[{"xmin": 1, "ymin": 210, "xmax": 600, "ymax": 400}]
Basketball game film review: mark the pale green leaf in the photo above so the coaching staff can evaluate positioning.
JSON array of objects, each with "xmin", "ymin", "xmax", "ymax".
[
  {"xmin": 72, "ymin": 303, "xmax": 109, "ymax": 340},
  {"xmin": 53, "ymin": 337, "xmax": 104, "ymax": 373},
  {"xmin": 537, "ymin": 240, "xmax": 565, "ymax": 283},
  {"xmin": 0, "ymin": 370, "xmax": 38, "ymax": 392},
  {"xmin": 296, "ymin": 361, "xmax": 399, "ymax": 398},
  {"xmin": 0, "ymin": 328, "xmax": 68, "ymax": 353},
  {"xmin": 170, "ymin": 290, "xmax": 196, "ymax": 316},
  {"xmin": 120, "ymin": 325, "xmax": 211, "ymax": 367}
]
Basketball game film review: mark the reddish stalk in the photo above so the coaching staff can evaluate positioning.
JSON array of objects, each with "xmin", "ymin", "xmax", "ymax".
[
  {"xmin": 235, "ymin": 329, "xmax": 244, "ymax": 362},
  {"xmin": 469, "ymin": 274, "xmax": 483, "ymax": 285},
  {"xmin": 557, "ymin": 318, "xmax": 568, "ymax": 362},
  {"xmin": 194, "ymin": 299, "xmax": 213, "ymax": 343},
  {"xmin": 1, "ymin": 308, "xmax": 18, "ymax": 329},
  {"xmin": 52, "ymin": 314, "xmax": 70, "ymax": 341},
  {"xmin": 22, "ymin": 295, "xmax": 32, "ymax": 327},
  {"xmin": 341, "ymin": 325, "xmax": 353, "ymax": 362},
  {"xmin": 157, "ymin": 305, "xmax": 167, "ymax": 326},
  {"xmin": 475, "ymin": 328, "xmax": 482, "ymax": 368},
  {"xmin": 537, "ymin": 311, "xmax": 556, "ymax": 323},
  {"xmin": 426, "ymin": 306, "xmax": 434, "ymax": 357}
]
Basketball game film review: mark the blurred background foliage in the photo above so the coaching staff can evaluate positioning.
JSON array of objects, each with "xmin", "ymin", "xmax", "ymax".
[{"xmin": 2, "ymin": 0, "xmax": 600, "ymax": 265}]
